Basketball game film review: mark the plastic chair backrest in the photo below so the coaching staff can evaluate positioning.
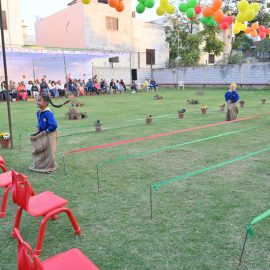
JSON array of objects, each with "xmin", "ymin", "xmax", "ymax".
[
  {"xmin": 14, "ymin": 228, "xmax": 44, "ymax": 270},
  {"xmin": 11, "ymin": 170, "xmax": 34, "ymax": 210}
]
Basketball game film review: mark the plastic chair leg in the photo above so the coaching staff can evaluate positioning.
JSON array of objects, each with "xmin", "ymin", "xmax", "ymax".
[
  {"xmin": 0, "ymin": 184, "xmax": 11, "ymax": 218},
  {"xmin": 12, "ymin": 207, "xmax": 23, "ymax": 238}
]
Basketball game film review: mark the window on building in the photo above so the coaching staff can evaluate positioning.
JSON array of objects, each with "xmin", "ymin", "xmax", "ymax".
[
  {"xmin": 106, "ymin": 17, "xmax": 118, "ymax": 31},
  {"xmin": 208, "ymin": 54, "xmax": 215, "ymax": 64},
  {"xmin": 146, "ymin": 49, "xmax": 155, "ymax": 65},
  {"xmin": 98, "ymin": 0, "xmax": 108, "ymax": 3},
  {"xmin": 108, "ymin": 57, "xmax": 119, "ymax": 63},
  {"xmin": 2, "ymin": 11, "xmax": 7, "ymax": 30}
]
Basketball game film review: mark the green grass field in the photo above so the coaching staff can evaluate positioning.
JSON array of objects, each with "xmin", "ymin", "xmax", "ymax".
[{"xmin": 1, "ymin": 88, "xmax": 270, "ymax": 269}]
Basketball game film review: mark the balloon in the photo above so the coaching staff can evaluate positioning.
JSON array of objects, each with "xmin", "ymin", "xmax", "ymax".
[
  {"xmin": 108, "ymin": 0, "xmax": 118, "ymax": 7},
  {"xmin": 212, "ymin": 0, "xmax": 223, "ymax": 11},
  {"xmin": 136, "ymin": 3, "xmax": 145, "ymax": 13},
  {"xmin": 144, "ymin": 0, "xmax": 155, "ymax": 8},
  {"xmin": 240, "ymin": 23, "xmax": 247, "ymax": 31},
  {"xmin": 250, "ymin": 3, "xmax": 260, "ymax": 13},
  {"xmin": 258, "ymin": 26, "xmax": 266, "ymax": 32},
  {"xmin": 233, "ymin": 25, "xmax": 240, "ymax": 34},
  {"xmin": 201, "ymin": 16, "xmax": 208, "ymax": 25},
  {"xmin": 213, "ymin": 10, "xmax": 224, "ymax": 23},
  {"xmin": 207, "ymin": 16, "xmax": 215, "ymax": 27},
  {"xmin": 194, "ymin": 5, "xmax": 202, "ymax": 15},
  {"xmin": 225, "ymin": 16, "xmax": 234, "ymax": 25},
  {"xmin": 160, "ymin": 0, "xmax": 168, "ymax": 6},
  {"xmin": 237, "ymin": 0, "xmax": 249, "ymax": 12},
  {"xmin": 186, "ymin": 8, "xmax": 195, "ymax": 18},
  {"xmin": 81, "ymin": 0, "xmax": 91, "ymax": 4},
  {"xmin": 250, "ymin": 30, "xmax": 257, "ymax": 37},
  {"xmin": 179, "ymin": 3, "xmax": 188, "ymax": 12},
  {"xmin": 251, "ymin": 22, "xmax": 259, "ymax": 30},
  {"xmin": 166, "ymin": 5, "xmax": 175, "ymax": 14},
  {"xmin": 187, "ymin": 0, "xmax": 197, "ymax": 8},
  {"xmin": 259, "ymin": 32, "xmax": 266, "ymax": 39},
  {"xmin": 156, "ymin": 6, "xmax": 165, "ymax": 16},
  {"xmin": 220, "ymin": 21, "xmax": 229, "ymax": 30},
  {"xmin": 236, "ymin": 12, "xmax": 245, "ymax": 23},
  {"xmin": 266, "ymin": 29, "xmax": 270, "ymax": 35},
  {"xmin": 244, "ymin": 9, "xmax": 256, "ymax": 21},
  {"xmin": 115, "ymin": 1, "xmax": 124, "ymax": 12},
  {"xmin": 202, "ymin": 7, "xmax": 213, "ymax": 18}
]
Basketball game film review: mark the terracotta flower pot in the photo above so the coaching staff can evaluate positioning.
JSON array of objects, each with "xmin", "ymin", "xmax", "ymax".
[
  {"xmin": 0, "ymin": 138, "xmax": 10, "ymax": 149},
  {"xmin": 201, "ymin": 108, "xmax": 207, "ymax": 114},
  {"xmin": 95, "ymin": 125, "xmax": 102, "ymax": 132},
  {"xmin": 178, "ymin": 113, "xmax": 185, "ymax": 119},
  {"xmin": 146, "ymin": 117, "xmax": 153, "ymax": 124}
]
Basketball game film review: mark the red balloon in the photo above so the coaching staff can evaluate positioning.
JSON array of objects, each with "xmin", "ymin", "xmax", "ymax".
[
  {"xmin": 258, "ymin": 26, "xmax": 266, "ymax": 32},
  {"xmin": 194, "ymin": 5, "xmax": 202, "ymax": 14},
  {"xmin": 225, "ymin": 16, "xmax": 234, "ymax": 25},
  {"xmin": 259, "ymin": 32, "xmax": 266, "ymax": 39},
  {"xmin": 266, "ymin": 28, "xmax": 270, "ymax": 35},
  {"xmin": 220, "ymin": 21, "xmax": 229, "ymax": 30}
]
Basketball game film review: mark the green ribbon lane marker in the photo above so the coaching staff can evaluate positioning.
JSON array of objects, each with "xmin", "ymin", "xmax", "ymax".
[{"xmin": 151, "ymin": 146, "xmax": 270, "ymax": 191}]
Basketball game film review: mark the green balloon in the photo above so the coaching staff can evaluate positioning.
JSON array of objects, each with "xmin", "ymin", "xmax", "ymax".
[
  {"xmin": 144, "ymin": 0, "xmax": 154, "ymax": 8},
  {"xmin": 201, "ymin": 16, "xmax": 208, "ymax": 25},
  {"xmin": 179, "ymin": 3, "xmax": 188, "ymax": 12},
  {"xmin": 188, "ymin": 0, "xmax": 197, "ymax": 8},
  {"xmin": 138, "ymin": 0, "xmax": 144, "ymax": 3},
  {"xmin": 136, "ymin": 3, "xmax": 145, "ymax": 13},
  {"xmin": 186, "ymin": 8, "xmax": 195, "ymax": 18},
  {"xmin": 207, "ymin": 16, "xmax": 215, "ymax": 27}
]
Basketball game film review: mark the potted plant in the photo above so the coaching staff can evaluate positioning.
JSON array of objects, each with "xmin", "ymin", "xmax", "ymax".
[
  {"xmin": 0, "ymin": 132, "xmax": 11, "ymax": 149},
  {"xmin": 201, "ymin": 106, "xmax": 208, "ymax": 114},
  {"xmin": 261, "ymin": 98, "xmax": 267, "ymax": 104},
  {"xmin": 94, "ymin": 120, "xmax": 103, "ymax": 132},
  {"xmin": 239, "ymin": 100, "xmax": 245, "ymax": 108},
  {"xmin": 177, "ymin": 109, "xmax": 186, "ymax": 118},
  {"xmin": 219, "ymin": 104, "xmax": 226, "ymax": 112},
  {"xmin": 146, "ymin": 115, "xmax": 153, "ymax": 124}
]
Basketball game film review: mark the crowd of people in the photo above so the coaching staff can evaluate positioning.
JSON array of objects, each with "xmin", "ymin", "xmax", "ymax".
[{"xmin": 0, "ymin": 76, "xmax": 159, "ymax": 102}]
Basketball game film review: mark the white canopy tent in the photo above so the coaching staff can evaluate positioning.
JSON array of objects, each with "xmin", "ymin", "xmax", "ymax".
[{"xmin": 0, "ymin": 46, "xmax": 126, "ymax": 82}]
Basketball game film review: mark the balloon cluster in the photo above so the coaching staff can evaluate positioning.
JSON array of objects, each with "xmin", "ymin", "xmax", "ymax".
[
  {"xmin": 219, "ymin": 16, "xmax": 234, "ymax": 30},
  {"xmin": 108, "ymin": 0, "xmax": 125, "ymax": 12},
  {"xmin": 136, "ymin": 0, "xmax": 155, "ymax": 14},
  {"xmin": 245, "ymin": 23, "xmax": 270, "ymax": 39},
  {"xmin": 233, "ymin": 20, "xmax": 247, "ymax": 34},
  {"xmin": 156, "ymin": 0, "xmax": 175, "ymax": 16},
  {"xmin": 200, "ymin": 0, "xmax": 224, "ymax": 27},
  {"xmin": 81, "ymin": 0, "xmax": 91, "ymax": 4},
  {"xmin": 178, "ymin": 0, "xmax": 199, "ymax": 19},
  {"xmin": 236, "ymin": 0, "xmax": 259, "ymax": 23}
]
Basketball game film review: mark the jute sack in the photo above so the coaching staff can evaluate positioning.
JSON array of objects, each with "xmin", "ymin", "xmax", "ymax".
[
  {"xmin": 226, "ymin": 102, "xmax": 238, "ymax": 121},
  {"xmin": 29, "ymin": 131, "xmax": 58, "ymax": 173}
]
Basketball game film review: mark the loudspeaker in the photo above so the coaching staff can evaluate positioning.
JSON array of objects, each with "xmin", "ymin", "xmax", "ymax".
[{"xmin": 131, "ymin": 69, "xmax": 137, "ymax": 81}]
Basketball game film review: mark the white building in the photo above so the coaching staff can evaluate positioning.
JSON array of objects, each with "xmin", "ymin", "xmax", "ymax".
[{"xmin": 35, "ymin": 0, "xmax": 169, "ymax": 83}]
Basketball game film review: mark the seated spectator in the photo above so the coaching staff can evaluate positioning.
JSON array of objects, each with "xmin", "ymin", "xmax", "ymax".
[
  {"xmin": 85, "ymin": 79, "xmax": 93, "ymax": 95},
  {"xmin": 142, "ymin": 79, "xmax": 149, "ymax": 92},
  {"xmin": 92, "ymin": 79, "xmax": 101, "ymax": 95},
  {"xmin": 130, "ymin": 81, "xmax": 138, "ymax": 92},
  {"xmin": 31, "ymin": 82, "xmax": 39, "ymax": 98},
  {"xmin": 110, "ymin": 79, "xmax": 117, "ymax": 94},
  {"xmin": 40, "ymin": 79, "xmax": 49, "ymax": 95},
  {"xmin": 149, "ymin": 78, "xmax": 157, "ymax": 92},
  {"xmin": 9, "ymin": 80, "xmax": 18, "ymax": 101},
  {"xmin": 100, "ymin": 79, "xmax": 109, "ymax": 94},
  {"xmin": 57, "ymin": 80, "xmax": 66, "ymax": 97},
  {"xmin": 17, "ymin": 81, "xmax": 27, "ymax": 101},
  {"xmin": 26, "ymin": 81, "xmax": 32, "ymax": 97},
  {"xmin": 120, "ymin": 79, "xmax": 127, "ymax": 92},
  {"xmin": 116, "ymin": 80, "xmax": 124, "ymax": 93}
]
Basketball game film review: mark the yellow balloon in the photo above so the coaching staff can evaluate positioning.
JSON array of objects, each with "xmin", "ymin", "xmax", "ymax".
[
  {"xmin": 250, "ymin": 3, "xmax": 260, "ymax": 13},
  {"xmin": 237, "ymin": 0, "xmax": 249, "ymax": 12},
  {"xmin": 244, "ymin": 9, "xmax": 256, "ymax": 21},
  {"xmin": 156, "ymin": 6, "xmax": 165, "ymax": 16},
  {"xmin": 240, "ymin": 23, "xmax": 247, "ymax": 31},
  {"xmin": 166, "ymin": 5, "xmax": 175, "ymax": 14},
  {"xmin": 236, "ymin": 12, "xmax": 245, "ymax": 23},
  {"xmin": 233, "ymin": 25, "xmax": 241, "ymax": 34},
  {"xmin": 81, "ymin": 0, "xmax": 91, "ymax": 4},
  {"xmin": 160, "ymin": 0, "xmax": 168, "ymax": 7}
]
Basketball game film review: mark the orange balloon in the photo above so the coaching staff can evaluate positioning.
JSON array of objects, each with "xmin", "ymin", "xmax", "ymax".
[
  {"xmin": 251, "ymin": 22, "xmax": 259, "ymax": 30},
  {"xmin": 245, "ymin": 27, "xmax": 252, "ymax": 34},
  {"xmin": 212, "ymin": 0, "xmax": 222, "ymax": 11},
  {"xmin": 213, "ymin": 10, "xmax": 224, "ymax": 23},
  {"xmin": 251, "ymin": 30, "xmax": 257, "ymax": 37},
  {"xmin": 108, "ymin": 0, "xmax": 118, "ymax": 7},
  {"xmin": 115, "ymin": 1, "xmax": 124, "ymax": 12},
  {"xmin": 202, "ymin": 7, "xmax": 213, "ymax": 18}
]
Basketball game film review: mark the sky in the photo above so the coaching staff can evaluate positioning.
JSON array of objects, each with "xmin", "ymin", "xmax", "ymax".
[{"xmin": 20, "ymin": 0, "xmax": 160, "ymax": 35}]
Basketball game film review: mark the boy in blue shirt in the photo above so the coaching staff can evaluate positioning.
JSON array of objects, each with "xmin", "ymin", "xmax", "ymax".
[{"xmin": 225, "ymin": 83, "xmax": 240, "ymax": 121}]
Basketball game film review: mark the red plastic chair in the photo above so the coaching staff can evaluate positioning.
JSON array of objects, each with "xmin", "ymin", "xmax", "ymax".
[
  {"xmin": 14, "ymin": 228, "xmax": 100, "ymax": 270},
  {"xmin": 0, "ymin": 155, "xmax": 8, "ymax": 172},
  {"xmin": 11, "ymin": 170, "xmax": 81, "ymax": 256},
  {"xmin": 0, "ymin": 171, "xmax": 12, "ymax": 218}
]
